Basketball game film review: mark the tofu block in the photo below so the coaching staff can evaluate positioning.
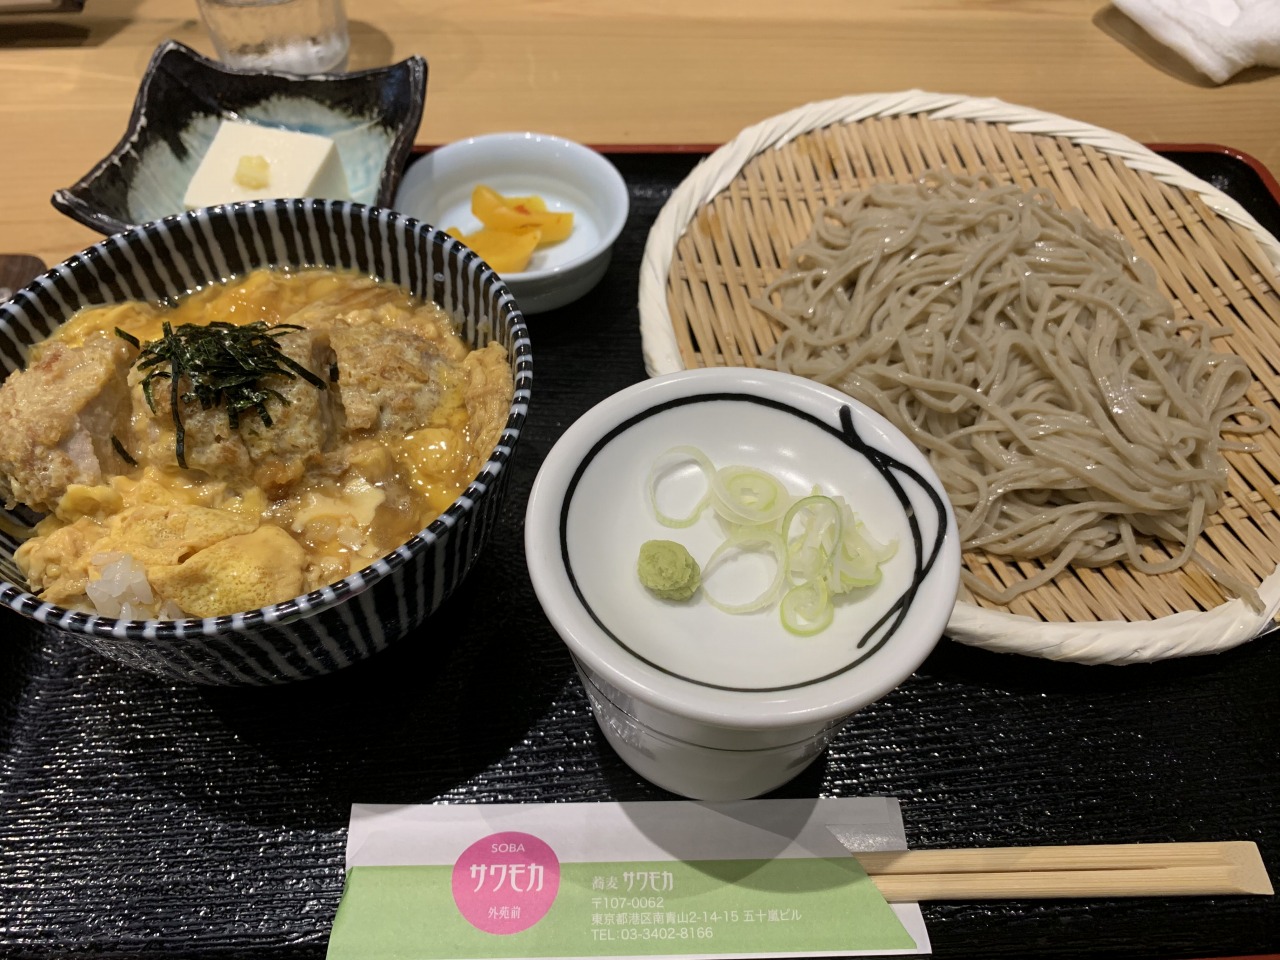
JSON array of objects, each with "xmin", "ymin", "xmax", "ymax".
[{"xmin": 183, "ymin": 120, "xmax": 352, "ymax": 209}]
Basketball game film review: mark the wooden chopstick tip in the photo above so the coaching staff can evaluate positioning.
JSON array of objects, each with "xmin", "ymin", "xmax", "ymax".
[
  {"xmin": 851, "ymin": 842, "xmax": 1274, "ymax": 901},
  {"xmin": 1224, "ymin": 841, "xmax": 1274, "ymax": 896}
]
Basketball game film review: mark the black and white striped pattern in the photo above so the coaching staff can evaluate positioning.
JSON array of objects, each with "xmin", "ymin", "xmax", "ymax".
[{"xmin": 0, "ymin": 199, "xmax": 531, "ymax": 685}]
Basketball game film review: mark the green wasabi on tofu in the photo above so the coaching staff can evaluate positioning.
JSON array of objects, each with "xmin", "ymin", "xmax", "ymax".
[{"xmin": 637, "ymin": 539, "xmax": 700, "ymax": 601}]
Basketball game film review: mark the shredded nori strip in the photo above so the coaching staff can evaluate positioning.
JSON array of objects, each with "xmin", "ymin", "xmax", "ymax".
[
  {"xmin": 115, "ymin": 321, "xmax": 325, "ymax": 469},
  {"xmin": 110, "ymin": 435, "xmax": 138, "ymax": 466}
]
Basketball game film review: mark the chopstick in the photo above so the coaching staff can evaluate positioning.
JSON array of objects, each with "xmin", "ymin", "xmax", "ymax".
[{"xmin": 853, "ymin": 842, "xmax": 1274, "ymax": 901}]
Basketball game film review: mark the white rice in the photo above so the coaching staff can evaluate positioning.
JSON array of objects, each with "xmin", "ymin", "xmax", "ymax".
[{"xmin": 86, "ymin": 552, "xmax": 187, "ymax": 620}]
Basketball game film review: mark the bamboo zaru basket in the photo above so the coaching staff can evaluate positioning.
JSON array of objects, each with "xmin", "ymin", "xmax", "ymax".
[{"xmin": 638, "ymin": 92, "xmax": 1280, "ymax": 663}]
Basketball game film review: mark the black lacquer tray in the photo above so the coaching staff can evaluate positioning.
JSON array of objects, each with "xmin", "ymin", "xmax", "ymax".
[{"xmin": 0, "ymin": 149, "xmax": 1277, "ymax": 960}]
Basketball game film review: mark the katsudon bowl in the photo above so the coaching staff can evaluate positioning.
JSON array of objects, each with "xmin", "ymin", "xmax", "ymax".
[{"xmin": 0, "ymin": 199, "xmax": 531, "ymax": 685}]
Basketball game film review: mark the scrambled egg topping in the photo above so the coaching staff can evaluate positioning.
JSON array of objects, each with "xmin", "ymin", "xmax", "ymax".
[{"xmin": 3, "ymin": 268, "xmax": 513, "ymax": 619}]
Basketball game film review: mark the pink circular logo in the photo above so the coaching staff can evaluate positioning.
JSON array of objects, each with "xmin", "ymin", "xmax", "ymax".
[{"xmin": 451, "ymin": 831, "xmax": 561, "ymax": 935}]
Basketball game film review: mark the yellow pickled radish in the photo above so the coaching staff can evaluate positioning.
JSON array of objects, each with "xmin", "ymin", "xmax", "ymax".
[
  {"xmin": 448, "ymin": 225, "xmax": 542, "ymax": 273},
  {"xmin": 472, "ymin": 184, "xmax": 547, "ymax": 216},
  {"xmin": 445, "ymin": 184, "xmax": 574, "ymax": 272},
  {"xmin": 470, "ymin": 184, "xmax": 574, "ymax": 244},
  {"xmin": 511, "ymin": 195, "xmax": 547, "ymax": 213}
]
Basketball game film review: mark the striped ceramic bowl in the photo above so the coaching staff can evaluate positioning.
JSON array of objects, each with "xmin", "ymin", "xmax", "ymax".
[{"xmin": 0, "ymin": 199, "xmax": 531, "ymax": 685}]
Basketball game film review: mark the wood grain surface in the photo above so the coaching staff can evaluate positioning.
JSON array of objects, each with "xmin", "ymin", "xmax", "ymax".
[{"xmin": 1, "ymin": 0, "xmax": 1279, "ymax": 267}]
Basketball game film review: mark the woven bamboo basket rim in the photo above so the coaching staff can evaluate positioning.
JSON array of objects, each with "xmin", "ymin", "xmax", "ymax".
[{"xmin": 637, "ymin": 90, "xmax": 1280, "ymax": 664}]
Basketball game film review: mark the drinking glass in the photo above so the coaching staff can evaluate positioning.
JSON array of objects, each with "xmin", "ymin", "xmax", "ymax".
[{"xmin": 196, "ymin": 0, "xmax": 350, "ymax": 75}]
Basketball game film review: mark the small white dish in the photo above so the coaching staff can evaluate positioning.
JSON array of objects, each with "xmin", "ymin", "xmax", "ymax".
[
  {"xmin": 392, "ymin": 132, "xmax": 629, "ymax": 314},
  {"xmin": 525, "ymin": 367, "xmax": 961, "ymax": 799}
]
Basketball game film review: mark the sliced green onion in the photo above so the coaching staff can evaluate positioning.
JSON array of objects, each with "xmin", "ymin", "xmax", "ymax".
[
  {"xmin": 781, "ymin": 494, "xmax": 842, "ymax": 584},
  {"xmin": 829, "ymin": 511, "xmax": 896, "ymax": 591},
  {"xmin": 700, "ymin": 529, "xmax": 787, "ymax": 615},
  {"xmin": 647, "ymin": 445, "xmax": 714, "ymax": 528},
  {"xmin": 712, "ymin": 465, "xmax": 792, "ymax": 526},
  {"xmin": 780, "ymin": 579, "xmax": 835, "ymax": 636}
]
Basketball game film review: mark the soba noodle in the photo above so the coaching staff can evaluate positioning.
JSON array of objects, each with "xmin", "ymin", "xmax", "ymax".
[{"xmin": 755, "ymin": 171, "xmax": 1268, "ymax": 607}]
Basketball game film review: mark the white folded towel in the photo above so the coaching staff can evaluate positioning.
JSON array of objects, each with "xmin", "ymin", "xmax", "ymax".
[{"xmin": 1113, "ymin": 0, "xmax": 1280, "ymax": 83}]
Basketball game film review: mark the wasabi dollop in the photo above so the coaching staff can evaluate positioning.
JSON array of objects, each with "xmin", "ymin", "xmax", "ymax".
[{"xmin": 637, "ymin": 539, "xmax": 701, "ymax": 601}]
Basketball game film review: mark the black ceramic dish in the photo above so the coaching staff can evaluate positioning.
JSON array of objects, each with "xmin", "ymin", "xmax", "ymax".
[{"xmin": 50, "ymin": 41, "xmax": 427, "ymax": 236}]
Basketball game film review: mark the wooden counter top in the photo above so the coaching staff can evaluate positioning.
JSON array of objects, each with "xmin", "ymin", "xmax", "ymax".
[{"xmin": 1, "ymin": 0, "xmax": 1278, "ymax": 267}]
